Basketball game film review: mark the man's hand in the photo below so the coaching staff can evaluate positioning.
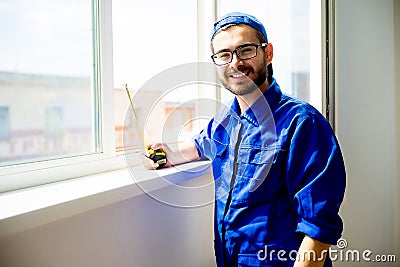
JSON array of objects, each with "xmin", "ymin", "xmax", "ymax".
[
  {"xmin": 141, "ymin": 143, "xmax": 173, "ymax": 170},
  {"xmin": 141, "ymin": 141, "xmax": 200, "ymax": 170},
  {"xmin": 293, "ymin": 235, "xmax": 330, "ymax": 267}
]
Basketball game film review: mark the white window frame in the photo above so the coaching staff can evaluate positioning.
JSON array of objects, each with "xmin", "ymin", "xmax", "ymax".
[{"xmin": 0, "ymin": 0, "xmax": 122, "ymax": 193}]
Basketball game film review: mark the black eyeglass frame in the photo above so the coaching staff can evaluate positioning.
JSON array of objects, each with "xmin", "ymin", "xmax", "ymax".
[{"xmin": 211, "ymin": 43, "xmax": 268, "ymax": 66}]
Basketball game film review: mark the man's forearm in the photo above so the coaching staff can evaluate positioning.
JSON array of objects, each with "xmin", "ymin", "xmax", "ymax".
[
  {"xmin": 169, "ymin": 141, "xmax": 200, "ymax": 165},
  {"xmin": 293, "ymin": 235, "xmax": 330, "ymax": 267}
]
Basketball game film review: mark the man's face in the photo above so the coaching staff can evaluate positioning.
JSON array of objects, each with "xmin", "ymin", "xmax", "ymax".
[{"xmin": 212, "ymin": 25, "xmax": 271, "ymax": 96}]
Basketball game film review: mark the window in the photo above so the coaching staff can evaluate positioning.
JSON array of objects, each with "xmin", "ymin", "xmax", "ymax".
[
  {"xmin": 112, "ymin": 0, "xmax": 203, "ymax": 152},
  {"xmin": 0, "ymin": 0, "xmax": 327, "ymax": 193},
  {"xmin": 217, "ymin": 0, "xmax": 323, "ymax": 112},
  {"xmin": 0, "ymin": 0, "xmax": 115, "ymax": 192},
  {"xmin": 0, "ymin": 0, "xmax": 97, "ymax": 167}
]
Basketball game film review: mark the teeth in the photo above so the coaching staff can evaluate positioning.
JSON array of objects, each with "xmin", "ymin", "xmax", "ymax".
[{"xmin": 231, "ymin": 72, "xmax": 246, "ymax": 78}]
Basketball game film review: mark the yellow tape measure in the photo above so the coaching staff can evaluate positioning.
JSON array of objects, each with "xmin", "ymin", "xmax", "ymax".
[{"xmin": 125, "ymin": 84, "xmax": 167, "ymax": 168}]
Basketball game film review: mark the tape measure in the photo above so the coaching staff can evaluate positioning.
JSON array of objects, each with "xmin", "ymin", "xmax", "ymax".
[
  {"xmin": 125, "ymin": 84, "xmax": 167, "ymax": 168},
  {"xmin": 148, "ymin": 148, "xmax": 167, "ymax": 167}
]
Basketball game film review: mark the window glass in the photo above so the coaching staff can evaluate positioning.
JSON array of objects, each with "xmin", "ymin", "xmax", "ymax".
[
  {"xmin": 217, "ymin": 0, "xmax": 322, "ymax": 111},
  {"xmin": 0, "ymin": 0, "xmax": 97, "ymax": 166},
  {"xmin": 0, "ymin": 107, "xmax": 10, "ymax": 141},
  {"xmin": 112, "ymin": 0, "xmax": 199, "ymax": 151}
]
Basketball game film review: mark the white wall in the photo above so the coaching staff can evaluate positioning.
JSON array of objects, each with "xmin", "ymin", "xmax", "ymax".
[
  {"xmin": 0, "ymin": 175, "xmax": 216, "ymax": 267},
  {"xmin": 336, "ymin": 0, "xmax": 399, "ymax": 266}
]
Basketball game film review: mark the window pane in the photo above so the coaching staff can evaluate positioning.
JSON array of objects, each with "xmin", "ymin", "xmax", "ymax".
[
  {"xmin": 112, "ymin": 0, "xmax": 199, "ymax": 151},
  {"xmin": 217, "ymin": 0, "xmax": 322, "ymax": 112},
  {"xmin": 0, "ymin": 0, "xmax": 97, "ymax": 166},
  {"xmin": 0, "ymin": 107, "xmax": 10, "ymax": 141}
]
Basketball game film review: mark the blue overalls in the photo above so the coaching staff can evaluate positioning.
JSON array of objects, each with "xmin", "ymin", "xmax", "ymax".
[{"xmin": 193, "ymin": 78, "xmax": 346, "ymax": 267}]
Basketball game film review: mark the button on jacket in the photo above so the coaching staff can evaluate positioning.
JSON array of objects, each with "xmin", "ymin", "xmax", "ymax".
[{"xmin": 192, "ymin": 78, "xmax": 346, "ymax": 267}]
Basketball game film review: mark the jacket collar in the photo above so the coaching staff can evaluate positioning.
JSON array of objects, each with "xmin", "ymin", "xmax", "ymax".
[{"xmin": 230, "ymin": 78, "xmax": 282, "ymax": 126}]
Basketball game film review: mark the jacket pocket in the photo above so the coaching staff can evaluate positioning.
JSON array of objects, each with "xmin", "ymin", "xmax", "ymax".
[
  {"xmin": 231, "ymin": 147, "xmax": 283, "ymax": 206},
  {"xmin": 235, "ymin": 146, "xmax": 280, "ymax": 179}
]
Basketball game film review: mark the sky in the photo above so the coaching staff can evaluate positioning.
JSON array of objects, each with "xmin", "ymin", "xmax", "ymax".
[{"xmin": 0, "ymin": 0, "xmax": 92, "ymax": 77}]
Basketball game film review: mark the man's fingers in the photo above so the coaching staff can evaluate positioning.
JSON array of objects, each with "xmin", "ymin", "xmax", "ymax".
[
  {"xmin": 149, "ymin": 143, "xmax": 165, "ymax": 151},
  {"xmin": 140, "ymin": 153, "xmax": 159, "ymax": 170}
]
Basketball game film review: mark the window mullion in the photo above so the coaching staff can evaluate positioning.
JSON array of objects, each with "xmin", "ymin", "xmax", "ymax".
[
  {"xmin": 324, "ymin": 0, "xmax": 336, "ymax": 131},
  {"xmin": 98, "ymin": 0, "xmax": 116, "ymax": 156},
  {"xmin": 196, "ymin": 0, "xmax": 219, "ymax": 115}
]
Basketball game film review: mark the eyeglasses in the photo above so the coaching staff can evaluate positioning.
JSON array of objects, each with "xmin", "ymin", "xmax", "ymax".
[{"xmin": 211, "ymin": 43, "xmax": 267, "ymax": 66}]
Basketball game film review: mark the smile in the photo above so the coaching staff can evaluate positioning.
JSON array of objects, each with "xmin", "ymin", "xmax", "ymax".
[{"xmin": 229, "ymin": 71, "xmax": 250, "ymax": 79}]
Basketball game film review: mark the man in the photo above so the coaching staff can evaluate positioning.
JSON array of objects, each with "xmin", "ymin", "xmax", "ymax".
[{"xmin": 143, "ymin": 12, "xmax": 346, "ymax": 267}]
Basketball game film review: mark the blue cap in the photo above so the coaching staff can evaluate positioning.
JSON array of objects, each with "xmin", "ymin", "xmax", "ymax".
[{"xmin": 211, "ymin": 12, "xmax": 268, "ymax": 42}]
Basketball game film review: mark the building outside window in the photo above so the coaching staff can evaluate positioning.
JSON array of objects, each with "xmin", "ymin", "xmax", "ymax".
[{"xmin": 0, "ymin": 107, "xmax": 10, "ymax": 141}]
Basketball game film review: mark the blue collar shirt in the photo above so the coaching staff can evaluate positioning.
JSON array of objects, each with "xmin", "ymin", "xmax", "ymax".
[{"xmin": 192, "ymin": 78, "xmax": 346, "ymax": 267}]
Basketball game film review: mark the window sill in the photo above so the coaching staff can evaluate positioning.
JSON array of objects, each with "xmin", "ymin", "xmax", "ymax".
[{"xmin": 0, "ymin": 160, "xmax": 211, "ymax": 238}]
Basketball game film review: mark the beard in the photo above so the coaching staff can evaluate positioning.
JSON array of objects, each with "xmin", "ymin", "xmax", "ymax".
[{"xmin": 219, "ymin": 58, "xmax": 268, "ymax": 96}]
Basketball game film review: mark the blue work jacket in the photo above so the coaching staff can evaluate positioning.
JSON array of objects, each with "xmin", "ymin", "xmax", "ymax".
[{"xmin": 193, "ymin": 78, "xmax": 346, "ymax": 267}]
